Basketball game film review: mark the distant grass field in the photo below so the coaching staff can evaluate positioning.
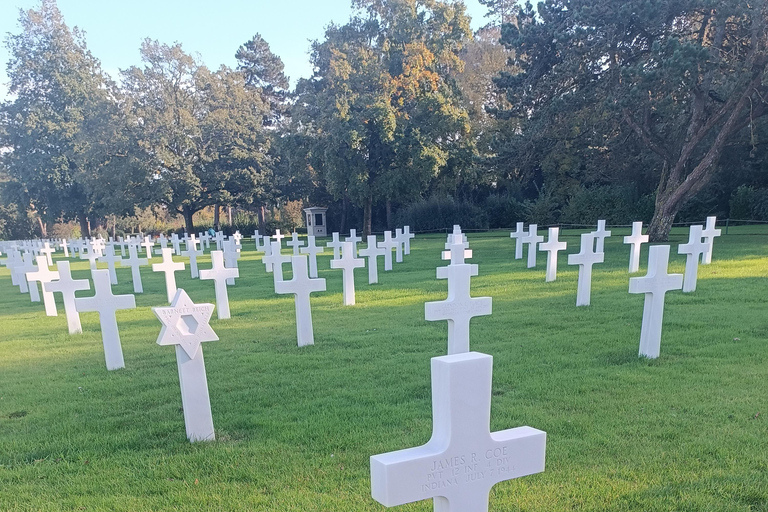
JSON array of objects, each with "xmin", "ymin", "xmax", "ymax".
[{"xmin": 0, "ymin": 226, "xmax": 766, "ymax": 511}]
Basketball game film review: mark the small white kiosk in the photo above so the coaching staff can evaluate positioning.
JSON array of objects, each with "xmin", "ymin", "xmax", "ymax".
[{"xmin": 304, "ymin": 207, "xmax": 328, "ymax": 237}]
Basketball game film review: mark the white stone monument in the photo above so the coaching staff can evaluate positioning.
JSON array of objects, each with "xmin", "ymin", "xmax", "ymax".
[
  {"xmin": 287, "ymin": 232, "xmax": 305, "ymax": 255},
  {"xmin": 299, "ymin": 235, "xmax": 324, "ymax": 278},
  {"xmin": 521, "ymin": 224, "xmax": 544, "ymax": 268},
  {"xmin": 141, "ymin": 236, "xmax": 155, "ymax": 260},
  {"xmin": 274, "ymin": 255, "xmax": 326, "ymax": 347},
  {"xmin": 326, "ymin": 232, "xmax": 343, "ymax": 260},
  {"xmin": 624, "ymin": 221, "xmax": 649, "ymax": 273},
  {"xmin": 426, "ymin": 242, "xmax": 492, "ymax": 355},
  {"xmin": 152, "ymin": 248, "xmax": 186, "ymax": 303},
  {"xmin": 75, "ymin": 269, "xmax": 136, "ymax": 370},
  {"xmin": 359, "ymin": 235, "xmax": 386, "ymax": 284},
  {"xmin": 272, "ymin": 229, "xmax": 285, "ymax": 247},
  {"xmin": 509, "ymin": 222, "xmax": 525, "ymax": 260},
  {"xmin": 701, "ymin": 216, "xmax": 721, "ymax": 265},
  {"xmin": 394, "ymin": 228, "xmax": 407, "ymax": 263},
  {"xmin": 538, "ymin": 227, "xmax": 567, "ymax": 282},
  {"xmin": 99, "ymin": 244, "xmax": 123, "ymax": 285},
  {"xmin": 330, "ymin": 241, "xmax": 365, "ymax": 306},
  {"xmin": 370, "ymin": 352, "xmax": 546, "ymax": 512},
  {"xmin": 264, "ymin": 240, "xmax": 291, "ymax": 285},
  {"xmin": 199, "ymin": 250, "xmax": 238, "ymax": 320},
  {"xmin": 345, "ymin": 229, "xmax": 362, "ymax": 257},
  {"xmin": 44, "ymin": 261, "xmax": 90, "ymax": 334},
  {"xmin": 21, "ymin": 253, "xmax": 40, "ymax": 301},
  {"xmin": 123, "ymin": 244, "xmax": 148, "ymax": 294},
  {"xmin": 592, "ymin": 219, "xmax": 611, "ymax": 253},
  {"xmin": 181, "ymin": 235, "xmax": 203, "ymax": 279},
  {"xmin": 153, "ymin": 288, "xmax": 218, "ymax": 443},
  {"xmin": 80, "ymin": 244, "xmax": 100, "ymax": 271},
  {"xmin": 26, "ymin": 255, "xmax": 60, "ymax": 316},
  {"xmin": 222, "ymin": 238, "xmax": 241, "ymax": 285},
  {"xmin": 678, "ymin": 225, "xmax": 708, "ymax": 293},
  {"xmin": 629, "ymin": 245, "xmax": 683, "ymax": 359},
  {"xmin": 403, "ymin": 226, "xmax": 415, "ymax": 255},
  {"xmin": 567, "ymin": 233, "xmax": 604, "ymax": 307},
  {"xmin": 39, "ymin": 242, "xmax": 55, "ymax": 267},
  {"xmin": 379, "ymin": 231, "xmax": 398, "ymax": 271}
]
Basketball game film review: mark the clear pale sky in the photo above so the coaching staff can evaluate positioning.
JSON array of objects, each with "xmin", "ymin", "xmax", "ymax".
[{"xmin": 0, "ymin": 0, "xmax": 491, "ymax": 100}]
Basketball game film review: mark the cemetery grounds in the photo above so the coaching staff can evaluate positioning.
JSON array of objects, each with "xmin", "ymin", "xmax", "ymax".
[{"xmin": 0, "ymin": 227, "xmax": 767, "ymax": 511}]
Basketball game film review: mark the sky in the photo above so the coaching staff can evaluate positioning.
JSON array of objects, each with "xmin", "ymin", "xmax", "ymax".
[{"xmin": 0, "ymin": 0, "xmax": 491, "ymax": 100}]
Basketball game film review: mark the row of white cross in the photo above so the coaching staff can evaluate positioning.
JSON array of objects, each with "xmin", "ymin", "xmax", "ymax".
[
  {"xmin": 370, "ymin": 217, "xmax": 724, "ymax": 511},
  {"xmin": 372, "ymin": 225, "xmax": 545, "ymax": 512}
]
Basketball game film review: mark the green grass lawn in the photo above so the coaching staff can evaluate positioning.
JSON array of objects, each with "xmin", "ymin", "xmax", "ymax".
[{"xmin": 1, "ymin": 226, "xmax": 767, "ymax": 511}]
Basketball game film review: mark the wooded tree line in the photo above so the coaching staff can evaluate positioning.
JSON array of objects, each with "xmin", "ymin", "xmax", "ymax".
[{"xmin": 1, "ymin": 0, "xmax": 766, "ymax": 241}]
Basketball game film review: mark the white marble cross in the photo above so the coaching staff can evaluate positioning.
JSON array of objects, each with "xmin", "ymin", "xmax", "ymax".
[
  {"xmin": 445, "ymin": 226, "xmax": 468, "ymax": 250},
  {"xmin": 274, "ymin": 255, "xmax": 326, "ymax": 347},
  {"xmin": 426, "ymin": 242, "xmax": 492, "ymax": 355},
  {"xmin": 272, "ymin": 229, "xmax": 285, "ymax": 247},
  {"xmin": 287, "ymin": 232, "xmax": 305, "ymax": 255},
  {"xmin": 156, "ymin": 234, "xmax": 169, "ymax": 255},
  {"xmin": 624, "ymin": 221, "xmax": 649, "ymax": 273},
  {"xmin": 115, "ymin": 237, "xmax": 127, "ymax": 257},
  {"xmin": 254, "ymin": 233, "xmax": 266, "ymax": 252},
  {"xmin": 59, "ymin": 238, "xmax": 70, "ymax": 258},
  {"xmin": 182, "ymin": 235, "xmax": 204, "ymax": 279},
  {"xmin": 359, "ymin": 235, "xmax": 386, "ymax": 284},
  {"xmin": 171, "ymin": 234, "xmax": 182, "ymax": 256},
  {"xmin": 379, "ymin": 231, "xmax": 398, "ymax": 271},
  {"xmin": 701, "ymin": 216, "xmax": 721, "ymax": 265},
  {"xmin": 44, "ymin": 261, "xmax": 90, "ymax": 334},
  {"xmin": 371, "ymin": 352, "xmax": 546, "ymax": 512},
  {"xmin": 153, "ymin": 288, "xmax": 218, "ymax": 443},
  {"xmin": 345, "ymin": 229, "xmax": 362, "ymax": 257},
  {"xmin": 327, "ymin": 232, "xmax": 343, "ymax": 260},
  {"xmin": 75, "ymin": 269, "xmax": 136, "ymax": 370},
  {"xmin": 629, "ymin": 245, "xmax": 683, "ymax": 358},
  {"xmin": 142, "ymin": 236, "xmax": 155, "ymax": 260},
  {"xmin": 521, "ymin": 224, "xmax": 544, "ymax": 268},
  {"xmin": 330, "ymin": 241, "xmax": 365, "ymax": 306},
  {"xmin": 264, "ymin": 240, "xmax": 291, "ymax": 285},
  {"xmin": 152, "ymin": 248, "xmax": 186, "ymax": 303},
  {"xmin": 509, "ymin": 222, "xmax": 525, "ymax": 260},
  {"xmin": 21, "ymin": 253, "xmax": 40, "ymax": 301},
  {"xmin": 591, "ymin": 220, "xmax": 611, "ymax": 253},
  {"xmin": 26, "ymin": 255, "xmax": 60, "ymax": 316},
  {"xmin": 394, "ymin": 228, "xmax": 407, "ymax": 263},
  {"xmin": 299, "ymin": 235, "xmax": 324, "ymax": 278},
  {"xmin": 123, "ymin": 244, "xmax": 148, "ymax": 293},
  {"xmin": 539, "ymin": 227, "xmax": 567, "ymax": 282},
  {"xmin": 99, "ymin": 244, "xmax": 123, "ymax": 285},
  {"xmin": 567, "ymin": 233, "xmax": 604, "ymax": 307},
  {"xmin": 403, "ymin": 226, "xmax": 415, "ymax": 255},
  {"xmin": 80, "ymin": 244, "xmax": 100, "ymax": 271},
  {"xmin": 262, "ymin": 239, "xmax": 274, "ymax": 272},
  {"xmin": 214, "ymin": 231, "xmax": 225, "ymax": 251},
  {"xmin": 10, "ymin": 251, "xmax": 29, "ymax": 293},
  {"xmin": 199, "ymin": 251, "xmax": 238, "ymax": 320},
  {"xmin": 200, "ymin": 232, "xmax": 211, "ymax": 249},
  {"xmin": 39, "ymin": 242, "xmax": 55, "ymax": 267},
  {"xmin": 678, "ymin": 225, "xmax": 708, "ymax": 293}
]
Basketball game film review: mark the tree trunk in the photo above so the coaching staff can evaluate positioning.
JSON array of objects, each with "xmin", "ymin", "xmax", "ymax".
[
  {"xmin": 340, "ymin": 193, "xmax": 348, "ymax": 234},
  {"xmin": 258, "ymin": 205, "xmax": 266, "ymax": 232},
  {"xmin": 182, "ymin": 206, "xmax": 195, "ymax": 234},
  {"xmin": 213, "ymin": 203, "xmax": 220, "ymax": 231},
  {"xmin": 78, "ymin": 211, "xmax": 90, "ymax": 238},
  {"xmin": 647, "ymin": 193, "xmax": 678, "ymax": 242},
  {"xmin": 37, "ymin": 217, "xmax": 47, "ymax": 238},
  {"xmin": 363, "ymin": 194, "xmax": 373, "ymax": 237},
  {"xmin": 227, "ymin": 206, "xmax": 233, "ymax": 226},
  {"xmin": 386, "ymin": 199, "xmax": 392, "ymax": 230}
]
